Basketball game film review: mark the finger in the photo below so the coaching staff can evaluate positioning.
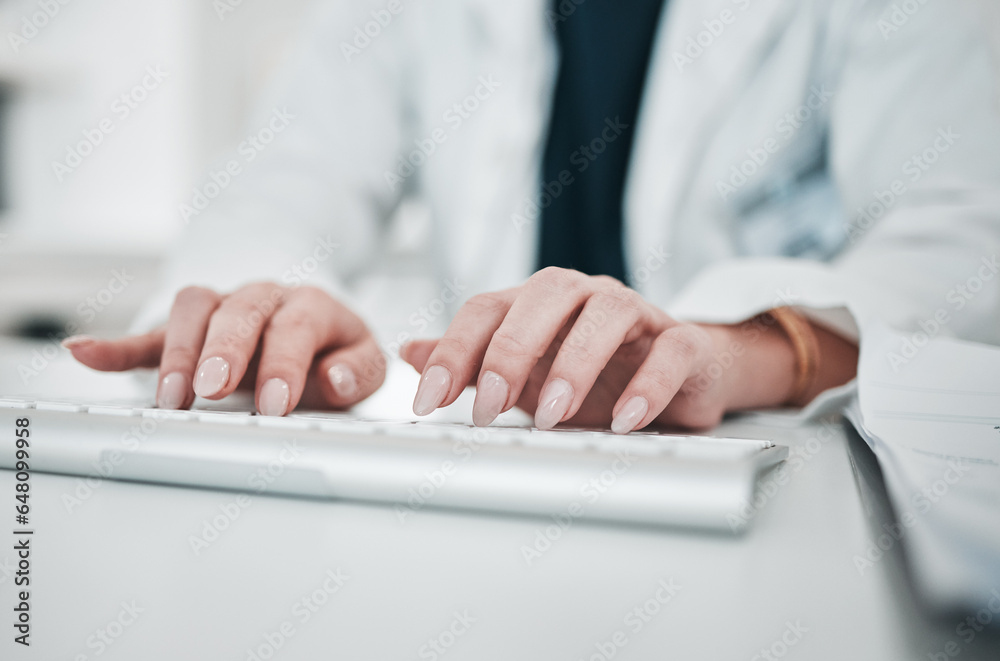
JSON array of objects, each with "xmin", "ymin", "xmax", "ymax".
[
  {"xmin": 535, "ymin": 285, "xmax": 665, "ymax": 429},
  {"xmin": 609, "ymin": 325, "xmax": 711, "ymax": 434},
  {"xmin": 193, "ymin": 283, "xmax": 286, "ymax": 400},
  {"xmin": 253, "ymin": 287, "xmax": 367, "ymax": 416},
  {"xmin": 411, "ymin": 289, "xmax": 517, "ymax": 416},
  {"xmin": 63, "ymin": 330, "xmax": 165, "ymax": 372},
  {"xmin": 400, "ymin": 339, "xmax": 437, "ymax": 372},
  {"xmin": 156, "ymin": 286, "xmax": 223, "ymax": 410},
  {"xmin": 474, "ymin": 268, "xmax": 612, "ymax": 426},
  {"xmin": 312, "ymin": 334, "xmax": 387, "ymax": 409}
]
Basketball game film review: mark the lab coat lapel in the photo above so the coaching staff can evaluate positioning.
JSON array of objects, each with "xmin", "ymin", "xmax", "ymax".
[{"xmin": 625, "ymin": 0, "xmax": 796, "ymax": 301}]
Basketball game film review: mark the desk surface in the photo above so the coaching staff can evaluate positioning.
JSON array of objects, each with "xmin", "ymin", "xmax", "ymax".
[{"xmin": 1, "ymin": 337, "xmax": 998, "ymax": 660}]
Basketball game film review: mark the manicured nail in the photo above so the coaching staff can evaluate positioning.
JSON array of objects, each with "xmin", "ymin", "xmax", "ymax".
[
  {"xmin": 259, "ymin": 378, "xmax": 290, "ymax": 417},
  {"xmin": 473, "ymin": 371, "xmax": 509, "ymax": 427},
  {"xmin": 61, "ymin": 335, "xmax": 96, "ymax": 349},
  {"xmin": 413, "ymin": 365, "xmax": 451, "ymax": 416},
  {"xmin": 611, "ymin": 396, "xmax": 649, "ymax": 435},
  {"xmin": 157, "ymin": 372, "xmax": 189, "ymax": 410},
  {"xmin": 328, "ymin": 364, "xmax": 358, "ymax": 399},
  {"xmin": 194, "ymin": 356, "xmax": 230, "ymax": 397},
  {"xmin": 535, "ymin": 378, "xmax": 574, "ymax": 430}
]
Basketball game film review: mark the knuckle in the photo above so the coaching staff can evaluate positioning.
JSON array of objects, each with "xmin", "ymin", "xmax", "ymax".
[
  {"xmin": 591, "ymin": 275, "xmax": 624, "ymax": 289},
  {"xmin": 175, "ymin": 285, "xmax": 218, "ymax": 309},
  {"xmin": 559, "ymin": 342, "xmax": 600, "ymax": 371},
  {"xmin": 291, "ymin": 285, "xmax": 329, "ymax": 307},
  {"xmin": 465, "ymin": 292, "xmax": 509, "ymax": 317},
  {"xmin": 489, "ymin": 326, "xmax": 539, "ymax": 360},
  {"xmin": 268, "ymin": 306, "xmax": 315, "ymax": 333},
  {"xmin": 640, "ymin": 363, "xmax": 678, "ymax": 395},
  {"xmin": 530, "ymin": 266, "xmax": 584, "ymax": 296},
  {"xmin": 594, "ymin": 285, "xmax": 642, "ymax": 316},
  {"xmin": 433, "ymin": 335, "xmax": 477, "ymax": 363},
  {"xmin": 160, "ymin": 345, "xmax": 200, "ymax": 367},
  {"xmin": 656, "ymin": 325, "xmax": 703, "ymax": 363}
]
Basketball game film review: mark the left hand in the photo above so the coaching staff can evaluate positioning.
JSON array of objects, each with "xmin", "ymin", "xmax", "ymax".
[{"xmin": 400, "ymin": 267, "xmax": 757, "ymax": 432}]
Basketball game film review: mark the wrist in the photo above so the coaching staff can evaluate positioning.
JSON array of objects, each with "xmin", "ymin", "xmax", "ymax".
[{"xmin": 696, "ymin": 317, "xmax": 798, "ymax": 411}]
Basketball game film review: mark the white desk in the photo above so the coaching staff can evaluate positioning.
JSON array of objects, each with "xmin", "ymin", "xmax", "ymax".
[{"xmin": 1, "ymin": 337, "xmax": 998, "ymax": 660}]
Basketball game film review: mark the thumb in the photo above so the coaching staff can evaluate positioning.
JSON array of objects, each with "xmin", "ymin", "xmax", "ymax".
[
  {"xmin": 308, "ymin": 335, "xmax": 387, "ymax": 409},
  {"xmin": 399, "ymin": 339, "xmax": 439, "ymax": 373},
  {"xmin": 63, "ymin": 329, "xmax": 165, "ymax": 372}
]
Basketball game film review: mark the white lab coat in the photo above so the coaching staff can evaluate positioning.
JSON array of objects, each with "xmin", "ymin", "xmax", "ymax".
[{"xmin": 137, "ymin": 0, "xmax": 1000, "ymax": 364}]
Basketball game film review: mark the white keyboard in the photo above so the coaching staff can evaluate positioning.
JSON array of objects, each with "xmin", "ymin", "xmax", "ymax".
[{"xmin": 0, "ymin": 397, "xmax": 786, "ymax": 532}]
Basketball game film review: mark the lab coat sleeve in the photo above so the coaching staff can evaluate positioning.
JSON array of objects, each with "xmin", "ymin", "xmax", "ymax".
[
  {"xmin": 668, "ymin": 0, "xmax": 1000, "ymax": 351},
  {"xmin": 131, "ymin": 1, "xmax": 412, "ymax": 333}
]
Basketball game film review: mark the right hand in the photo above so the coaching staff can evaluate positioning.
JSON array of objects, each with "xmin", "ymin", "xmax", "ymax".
[{"xmin": 64, "ymin": 283, "xmax": 386, "ymax": 415}]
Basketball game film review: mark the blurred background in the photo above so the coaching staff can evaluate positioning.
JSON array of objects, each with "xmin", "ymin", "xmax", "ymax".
[{"xmin": 0, "ymin": 0, "xmax": 432, "ymax": 345}]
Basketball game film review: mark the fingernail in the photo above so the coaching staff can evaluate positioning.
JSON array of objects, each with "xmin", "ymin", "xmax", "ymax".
[
  {"xmin": 611, "ymin": 396, "xmax": 649, "ymax": 435},
  {"xmin": 62, "ymin": 335, "xmax": 96, "ymax": 349},
  {"xmin": 413, "ymin": 365, "xmax": 451, "ymax": 416},
  {"xmin": 535, "ymin": 378, "xmax": 574, "ymax": 430},
  {"xmin": 473, "ymin": 371, "xmax": 509, "ymax": 427},
  {"xmin": 328, "ymin": 364, "xmax": 358, "ymax": 399},
  {"xmin": 157, "ymin": 372, "xmax": 189, "ymax": 410},
  {"xmin": 194, "ymin": 356, "xmax": 230, "ymax": 397},
  {"xmin": 259, "ymin": 378, "xmax": 290, "ymax": 417}
]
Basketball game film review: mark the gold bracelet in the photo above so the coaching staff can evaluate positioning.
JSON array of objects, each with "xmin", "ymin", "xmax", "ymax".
[{"xmin": 765, "ymin": 307, "xmax": 820, "ymax": 407}]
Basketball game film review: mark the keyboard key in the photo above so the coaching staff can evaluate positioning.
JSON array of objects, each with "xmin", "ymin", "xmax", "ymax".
[
  {"xmin": 139, "ymin": 408, "xmax": 194, "ymax": 421},
  {"xmin": 87, "ymin": 405, "xmax": 138, "ymax": 417},
  {"xmin": 594, "ymin": 437, "xmax": 666, "ymax": 456},
  {"xmin": 522, "ymin": 431, "xmax": 594, "ymax": 451},
  {"xmin": 0, "ymin": 399, "xmax": 34, "ymax": 409},
  {"xmin": 35, "ymin": 401, "xmax": 86, "ymax": 413},
  {"xmin": 196, "ymin": 412, "xmax": 254, "ymax": 425},
  {"xmin": 257, "ymin": 416, "xmax": 314, "ymax": 430},
  {"xmin": 315, "ymin": 420, "xmax": 380, "ymax": 435}
]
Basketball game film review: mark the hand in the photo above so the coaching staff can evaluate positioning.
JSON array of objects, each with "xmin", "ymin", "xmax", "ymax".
[
  {"xmin": 64, "ymin": 283, "xmax": 386, "ymax": 415},
  {"xmin": 400, "ymin": 268, "xmax": 758, "ymax": 432}
]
